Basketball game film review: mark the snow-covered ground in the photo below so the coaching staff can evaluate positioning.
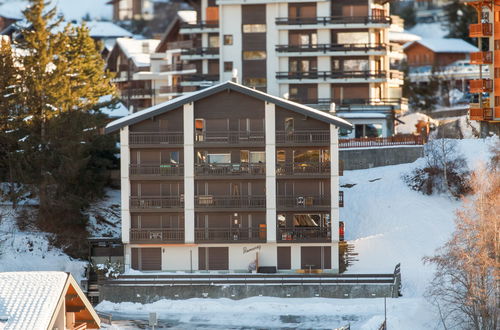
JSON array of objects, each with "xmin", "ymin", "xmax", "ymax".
[{"xmin": 96, "ymin": 137, "xmax": 498, "ymax": 329}]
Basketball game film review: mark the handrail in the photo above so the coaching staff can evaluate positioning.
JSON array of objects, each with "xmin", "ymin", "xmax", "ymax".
[
  {"xmin": 276, "ymin": 162, "xmax": 330, "ymax": 175},
  {"xmin": 130, "ymin": 228, "xmax": 184, "ymax": 242},
  {"xmin": 181, "ymin": 47, "xmax": 220, "ymax": 56},
  {"xmin": 130, "ymin": 196, "xmax": 184, "ymax": 209},
  {"xmin": 180, "ymin": 20, "xmax": 219, "ymax": 29},
  {"xmin": 195, "ymin": 195, "xmax": 266, "ymax": 208},
  {"xmin": 195, "ymin": 163, "xmax": 265, "ymax": 176},
  {"xmin": 276, "ymin": 130, "xmax": 330, "ymax": 144},
  {"xmin": 339, "ymin": 135, "xmax": 424, "ymax": 148},
  {"xmin": 129, "ymin": 132, "xmax": 183, "ymax": 145},
  {"xmin": 195, "ymin": 228, "xmax": 266, "ymax": 242},
  {"xmin": 276, "ymin": 70, "xmax": 387, "ymax": 80},
  {"xmin": 276, "ymin": 195, "xmax": 330, "ymax": 207},
  {"xmin": 195, "ymin": 131, "xmax": 265, "ymax": 143},
  {"xmin": 275, "ymin": 15, "xmax": 391, "ymax": 26},
  {"xmin": 130, "ymin": 164, "xmax": 184, "ymax": 176},
  {"xmin": 276, "ymin": 43, "xmax": 387, "ymax": 53}
]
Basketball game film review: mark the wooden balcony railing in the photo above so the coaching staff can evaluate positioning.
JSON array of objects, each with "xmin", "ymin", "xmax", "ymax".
[
  {"xmin": 195, "ymin": 163, "xmax": 265, "ymax": 176},
  {"xmin": 195, "ymin": 228, "xmax": 266, "ymax": 243},
  {"xmin": 277, "ymin": 227, "xmax": 330, "ymax": 242},
  {"xmin": 469, "ymin": 107, "xmax": 493, "ymax": 121},
  {"xmin": 275, "ymin": 43, "xmax": 387, "ymax": 53},
  {"xmin": 276, "ymin": 70, "xmax": 387, "ymax": 80},
  {"xmin": 129, "ymin": 132, "xmax": 183, "ymax": 145},
  {"xmin": 339, "ymin": 134, "xmax": 424, "ymax": 148},
  {"xmin": 469, "ymin": 79, "xmax": 493, "ymax": 93},
  {"xmin": 130, "ymin": 196, "xmax": 184, "ymax": 209},
  {"xmin": 469, "ymin": 23, "xmax": 492, "ymax": 38},
  {"xmin": 130, "ymin": 164, "xmax": 184, "ymax": 177},
  {"xmin": 275, "ymin": 15, "xmax": 391, "ymax": 26},
  {"xmin": 276, "ymin": 130, "xmax": 330, "ymax": 144},
  {"xmin": 470, "ymin": 51, "xmax": 493, "ymax": 65},
  {"xmin": 277, "ymin": 195, "xmax": 330, "ymax": 208},
  {"xmin": 180, "ymin": 20, "xmax": 219, "ymax": 29},
  {"xmin": 276, "ymin": 162, "xmax": 330, "ymax": 176},
  {"xmin": 195, "ymin": 131, "xmax": 265, "ymax": 144},
  {"xmin": 181, "ymin": 47, "xmax": 219, "ymax": 56},
  {"xmin": 130, "ymin": 228, "xmax": 184, "ymax": 243},
  {"xmin": 195, "ymin": 195, "xmax": 266, "ymax": 208}
]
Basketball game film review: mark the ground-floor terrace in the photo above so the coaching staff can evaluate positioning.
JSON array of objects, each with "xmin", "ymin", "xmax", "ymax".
[{"xmin": 125, "ymin": 243, "xmax": 340, "ymax": 273}]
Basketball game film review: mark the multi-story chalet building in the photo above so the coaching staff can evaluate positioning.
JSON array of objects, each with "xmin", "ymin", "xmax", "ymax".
[
  {"xmin": 464, "ymin": 0, "xmax": 500, "ymax": 136},
  {"xmin": 108, "ymin": 0, "xmax": 155, "ymax": 21},
  {"xmin": 105, "ymin": 81, "xmax": 352, "ymax": 273}
]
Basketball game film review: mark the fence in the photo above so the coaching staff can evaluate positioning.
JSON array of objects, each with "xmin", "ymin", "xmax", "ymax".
[{"xmin": 339, "ymin": 135, "xmax": 423, "ymax": 149}]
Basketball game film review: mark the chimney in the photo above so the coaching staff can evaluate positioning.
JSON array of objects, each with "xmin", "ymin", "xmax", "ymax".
[
  {"xmin": 283, "ymin": 92, "xmax": 289, "ymax": 100},
  {"xmin": 329, "ymin": 102, "xmax": 336, "ymax": 114},
  {"xmin": 231, "ymin": 68, "xmax": 239, "ymax": 83}
]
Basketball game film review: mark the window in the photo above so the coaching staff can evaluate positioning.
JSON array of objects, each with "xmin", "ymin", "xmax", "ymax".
[
  {"xmin": 337, "ymin": 32, "xmax": 368, "ymax": 44},
  {"xmin": 249, "ymin": 151, "xmax": 265, "ymax": 163},
  {"xmin": 285, "ymin": 117, "xmax": 294, "ymax": 135},
  {"xmin": 208, "ymin": 154, "xmax": 231, "ymax": 164},
  {"xmin": 343, "ymin": 59, "xmax": 369, "ymax": 71},
  {"xmin": 208, "ymin": 35, "xmax": 219, "ymax": 47},
  {"xmin": 243, "ymin": 51, "xmax": 267, "ymax": 60},
  {"xmin": 224, "ymin": 61, "xmax": 233, "ymax": 72},
  {"xmin": 243, "ymin": 24, "xmax": 266, "ymax": 33},
  {"xmin": 243, "ymin": 78, "xmax": 267, "ymax": 87},
  {"xmin": 223, "ymin": 35, "xmax": 233, "ymax": 45},
  {"xmin": 277, "ymin": 150, "xmax": 286, "ymax": 163},
  {"xmin": 354, "ymin": 124, "xmax": 383, "ymax": 138}
]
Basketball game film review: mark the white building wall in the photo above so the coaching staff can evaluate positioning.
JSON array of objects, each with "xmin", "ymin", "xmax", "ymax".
[
  {"xmin": 219, "ymin": 5, "xmax": 242, "ymax": 81},
  {"xmin": 183, "ymin": 102, "xmax": 195, "ymax": 244},
  {"xmin": 120, "ymin": 127, "xmax": 131, "ymax": 245},
  {"xmin": 265, "ymin": 102, "xmax": 277, "ymax": 243},
  {"xmin": 266, "ymin": 3, "xmax": 280, "ymax": 96}
]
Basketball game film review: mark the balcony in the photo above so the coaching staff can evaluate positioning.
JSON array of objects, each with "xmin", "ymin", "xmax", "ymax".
[
  {"xmin": 469, "ymin": 79, "xmax": 493, "ymax": 93},
  {"xmin": 277, "ymin": 195, "xmax": 330, "ymax": 210},
  {"xmin": 470, "ymin": 51, "xmax": 493, "ymax": 65},
  {"xmin": 195, "ymin": 228, "xmax": 266, "ymax": 243},
  {"xmin": 195, "ymin": 195, "xmax": 266, "ymax": 209},
  {"xmin": 276, "ymin": 130, "xmax": 330, "ymax": 145},
  {"xmin": 120, "ymin": 88, "xmax": 154, "ymax": 99},
  {"xmin": 158, "ymin": 86, "xmax": 196, "ymax": 95},
  {"xmin": 181, "ymin": 47, "xmax": 219, "ymax": 58},
  {"xmin": 179, "ymin": 20, "xmax": 219, "ymax": 33},
  {"xmin": 292, "ymin": 97, "xmax": 408, "ymax": 112},
  {"xmin": 277, "ymin": 227, "xmax": 330, "ymax": 243},
  {"xmin": 275, "ymin": 43, "xmax": 387, "ymax": 55},
  {"xmin": 275, "ymin": 15, "xmax": 391, "ymax": 27},
  {"xmin": 130, "ymin": 228, "xmax": 184, "ymax": 243},
  {"xmin": 195, "ymin": 163, "xmax": 265, "ymax": 176},
  {"xmin": 129, "ymin": 132, "xmax": 183, "ymax": 146},
  {"xmin": 182, "ymin": 74, "xmax": 220, "ymax": 82},
  {"xmin": 159, "ymin": 63, "xmax": 196, "ymax": 72},
  {"xmin": 195, "ymin": 131, "xmax": 265, "ymax": 145},
  {"xmin": 469, "ymin": 107, "xmax": 493, "ymax": 121},
  {"xmin": 130, "ymin": 196, "xmax": 184, "ymax": 210},
  {"xmin": 469, "ymin": 23, "xmax": 492, "ymax": 38},
  {"xmin": 129, "ymin": 164, "xmax": 184, "ymax": 177},
  {"xmin": 276, "ymin": 71, "xmax": 387, "ymax": 82},
  {"xmin": 166, "ymin": 40, "xmax": 194, "ymax": 50},
  {"xmin": 276, "ymin": 162, "xmax": 330, "ymax": 176}
]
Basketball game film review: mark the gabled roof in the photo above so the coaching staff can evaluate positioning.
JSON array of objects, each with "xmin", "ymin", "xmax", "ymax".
[
  {"xmin": 115, "ymin": 38, "xmax": 160, "ymax": 67},
  {"xmin": 0, "ymin": 271, "xmax": 100, "ymax": 329},
  {"xmin": 403, "ymin": 38, "xmax": 478, "ymax": 53},
  {"xmin": 105, "ymin": 81, "xmax": 353, "ymax": 133}
]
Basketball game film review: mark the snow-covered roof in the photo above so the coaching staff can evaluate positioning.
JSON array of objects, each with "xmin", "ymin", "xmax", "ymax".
[
  {"xmin": 409, "ymin": 22, "xmax": 448, "ymax": 39},
  {"xmin": 389, "ymin": 30, "xmax": 421, "ymax": 43},
  {"xmin": 0, "ymin": 272, "xmax": 68, "ymax": 329},
  {"xmin": 338, "ymin": 112, "xmax": 387, "ymax": 119},
  {"xmin": 0, "ymin": 2, "xmax": 26, "ymax": 20},
  {"xmin": 178, "ymin": 10, "xmax": 197, "ymax": 23},
  {"xmin": 84, "ymin": 21, "xmax": 132, "ymax": 38},
  {"xmin": 403, "ymin": 38, "xmax": 478, "ymax": 53},
  {"xmin": 116, "ymin": 38, "xmax": 160, "ymax": 67}
]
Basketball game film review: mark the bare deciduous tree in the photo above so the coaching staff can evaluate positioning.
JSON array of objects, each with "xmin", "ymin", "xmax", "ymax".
[{"xmin": 424, "ymin": 162, "xmax": 499, "ymax": 330}]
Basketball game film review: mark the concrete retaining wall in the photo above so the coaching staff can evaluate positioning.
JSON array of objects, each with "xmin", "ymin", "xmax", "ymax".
[
  {"xmin": 340, "ymin": 146, "xmax": 423, "ymax": 170},
  {"xmin": 99, "ymin": 283, "xmax": 397, "ymax": 303}
]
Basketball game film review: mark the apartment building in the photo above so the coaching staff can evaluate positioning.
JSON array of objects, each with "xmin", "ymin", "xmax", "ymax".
[
  {"xmin": 465, "ymin": 0, "xmax": 500, "ymax": 136},
  {"xmin": 173, "ymin": 0, "xmax": 406, "ymax": 139},
  {"xmin": 105, "ymin": 81, "xmax": 352, "ymax": 272},
  {"xmin": 108, "ymin": 0, "xmax": 155, "ymax": 21}
]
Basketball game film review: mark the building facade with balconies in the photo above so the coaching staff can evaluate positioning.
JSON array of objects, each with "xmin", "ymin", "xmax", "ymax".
[
  {"xmin": 105, "ymin": 81, "xmax": 352, "ymax": 273},
  {"xmin": 165, "ymin": 0, "xmax": 406, "ymax": 138},
  {"xmin": 464, "ymin": 0, "xmax": 500, "ymax": 136}
]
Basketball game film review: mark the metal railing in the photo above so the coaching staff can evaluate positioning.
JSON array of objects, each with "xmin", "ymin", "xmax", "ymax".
[
  {"xmin": 277, "ymin": 195, "xmax": 330, "ymax": 208},
  {"xmin": 339, "ymin": 135, "xmax": 424, "ymax": 148},
  {"xmin": 195, "ymin": 228, "xmax": 266, "ymax": 243},
  {"xmin": 277, "ymin": 227, "xmax": 330, "ymax": 242},
  {"xmin": 276, "ymin": 43, "xmax": 387, "ymax": 53},
  {"xmin": 290, "ymin": 97, "xmax": 407, "ymax": 109},
  {"xmin": 195, "ymin": 131, "xmax": 265, "ymax": 144},
  {"xmin": 183, "ymin": 74, "xmax": 220, "ymax": 82},
  {"xmin": 181, "ymin": 47, "xmax": 219, "ymax": 56},
  {"xmin": 276, "ymin": 70, "xmax": 387, "ymax": 80},
  {"xmin": 158, "ymin": 86, "xmax": 196, "ymax": 94},
  {"xmin": 166, "ymin": 40, "xmax": 194, "ymax": 50},
  {"xmin": 129, "ymin": 132, "xmax": 183, "ymax": 145},
  {"xmin": 120, "ymin": 88, "xmax": 154, "ymax": 98},
  {"xmin": 130, "ymin": 228, "xmax": 184, "ymax": 243},
  {"xmin": 180, "ymin": 20, "xmax": 219, "ymax": 29},
  {"xmin": 195, "ymin": 163, "xmax": 265, "ymax": 176},
  {"xmin": 130, "ymin": 196, "xmax": 184, "ymax": 209},
  {"xmin": 276, "ymin": 130, "xmax": 330, "ymax": 144},
  {"xmin": 130, "ymin": 164, "xmax": 184, "ymax": 176},
  {"xmin": 275, "ymin": 15, "xmax": 391, "ymax": 26},
  {"xmin": 159, "ymin": 63, "xmax": 196, "ymax": 72},
  {"xmin": 195, "ymin": 195, "xmax": 266, "ymax": 208},
  {"xmin": 276, "ymin": 162, "xmax": 330, "ymax": 175}
]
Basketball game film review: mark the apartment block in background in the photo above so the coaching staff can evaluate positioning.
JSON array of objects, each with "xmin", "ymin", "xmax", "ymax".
[
  {"xmin": 465, "ymin": 0, "xmax": 500, "ymax": 136},
  {"xmin": 108, "ymin": 0, "xmax": 155, "ymax": 21},
  {"xmin": 105, "ymin": 81, "xmax": 352, "ymax": 273}
]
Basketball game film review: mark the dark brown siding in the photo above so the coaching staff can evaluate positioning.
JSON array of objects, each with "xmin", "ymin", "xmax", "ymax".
[
  {"xmin": 242, "ymin": 5, "xmax": 266, "ymax": 24},
  {"xmin": 194, "ymin": 91, "xmax": 265, "ymax": 119},
  {"xmin": 199, "ymin": 247, "xmax": 229, "ymax": 270},
  {"xmin": 141, "ymin": 248, "xmax": 162, "ymax": 270},
  {"xmin": 129, "ymin": 107, "xmax": 183, "ymax": 132},
  {"xmin": 275, "ymin": 107, "xmax": 329, "ymax": 131},
  {"xmin": 242, "ymin": 5, "xmax": 267, "ymax": 91},
  {"xmin": 132, "ymin": 248, "xmax": 139, "ymax": 270},
  {"xmin": 301, "ymin": 246, "xmax": 331, "ymax": 269},
  {"xmin": 277, "ymin": 247, "xmax": 291, "ymax": 269}
]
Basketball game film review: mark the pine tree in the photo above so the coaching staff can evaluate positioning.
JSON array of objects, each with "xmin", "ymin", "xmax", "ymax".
[{"xmin": 445, "ymin": 0, "xmax": 477, "ymax": 44}]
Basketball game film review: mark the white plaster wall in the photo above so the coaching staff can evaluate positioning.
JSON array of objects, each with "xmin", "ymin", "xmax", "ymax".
[
  {"xmin": 120, "ymin": 127, "xmax": 131, "ymax": 244},
  {"xmin": 265, "ymin": 102, "xmax": 277, "ymax": 243},
  {"xmin": 317, "ymin": 0, "xmax": 330, "ymax": 15},
  {"xmin": 266, "ymin": 3, "xmax": 280, "ymax": 96},
  {"xmin": 227, "ymin": 244, "xmax": 277, "ymax": 270},
  {"xmin": 160, "ymin": 246, "xmax": 198, "ymax": 271},
  {"xmin": 317, "ymin": 56, "xmax": 330, "ymax": 71},
  {"xmin": 317, "ymin": 29, "xmax": 330, "ymax": 44},
  {"xmin": 318, "ymin": 83, "xmax": 330, "ymax": 99},
  {"xmin": 219, "ymin": 5, "xmax": 242, "ymax": 81},
  {"xmin": 329, "ymin": 123, "xmax": 339, "ymax": 242},
  {"xmin": 183, "ymin": 103, "xmax": 195, "ymax": 243}
]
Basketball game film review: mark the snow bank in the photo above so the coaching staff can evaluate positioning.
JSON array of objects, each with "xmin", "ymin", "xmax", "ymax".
[{"xmin": 396, "ymin": 112, "xmax": 438, "ymax": 135}]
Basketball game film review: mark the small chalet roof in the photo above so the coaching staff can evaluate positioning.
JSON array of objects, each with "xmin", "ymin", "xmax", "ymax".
[
  {"xmin": 0, "ymin": 271, "xmax": 100, "ymax": 329},
  {"xmin": 389, "ymin": 30, "xmax": 421, "ymax": 44},
  {"xmin": 105, "ymin": 81, "xmax": 353, "ymax": 133},
  {"xmin": 116, "ymin": 38, "xmax": 160, "ymax": 67},
  {"xmin": 403, "ymin": 38, "xmax": 478, "ymax": 53},
  {"xmin": 84, "ymin": 21, "xmax": 132, "ymax": 38}
]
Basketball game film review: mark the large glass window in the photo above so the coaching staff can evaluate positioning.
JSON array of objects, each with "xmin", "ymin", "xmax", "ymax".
[
  {"xmin": 354, "ymin": 124, "xmax": 383, "ymax": 138},
  {"xmin": 293, "ymin": 214, "xmax": 328, "ymax": 227},
  {"xmin": 243, "ymin": 24, "xmax": 266, "ymax": 33},
  {"xmin": 243, "ymin": 51, "xmax": 267, "ymax": 60},
  {"xmin": 343, "ymin": 59, "xmax": 369, "ymax": 71},
  {"xmin": 249, "ymin": 151, "xmax": 265, "ymax": 163},
  {"xmin": 208, "ymin": 154, "xmax": 231, "ymax": 164},
  {"xmin": 337, "ymin": 32, "xmax": 369, "ymax": 44}
]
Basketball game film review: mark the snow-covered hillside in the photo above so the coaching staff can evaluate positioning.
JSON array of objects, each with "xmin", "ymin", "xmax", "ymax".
[{"xmin": 96, "ymin": 137, "xmax": 498, "ymax": 329}]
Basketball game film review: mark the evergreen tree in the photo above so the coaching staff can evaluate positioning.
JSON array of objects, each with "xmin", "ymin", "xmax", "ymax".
[{"xmin": 444, "ymin": 0, "xmax": 477, "ymax": 44}]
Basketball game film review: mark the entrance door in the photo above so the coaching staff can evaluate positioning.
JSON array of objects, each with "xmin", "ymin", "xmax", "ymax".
[
  {"xmin": 300, "ymin": 246, "xmax": 331, "ymax": 270},
  {"xmin": 199, "ymin": 247, "xmax": 229, "ymax": 270},
  {"xmin": 277, "ymin": 246, "xmax": 291, "ymax": 270}
]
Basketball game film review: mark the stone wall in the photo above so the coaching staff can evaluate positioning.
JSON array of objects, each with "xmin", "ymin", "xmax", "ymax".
[{"xmin": 340, "ymin": 146, "xmax": 423, "ymax": 170}]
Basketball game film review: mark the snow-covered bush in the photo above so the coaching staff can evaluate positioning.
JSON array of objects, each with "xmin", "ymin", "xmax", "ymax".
[
  {"xmin": 94, "ymin": 260, "xmax": 123, "ymax": 279},
  {"xmin": 403, "ymin": 139, "xmax": 471, "ymax": 198}
]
